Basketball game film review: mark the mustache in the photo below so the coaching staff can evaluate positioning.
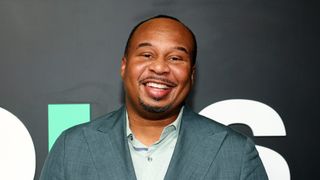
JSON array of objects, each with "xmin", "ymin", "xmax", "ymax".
[{"xmin": 139, "ymin": 77, "xmax": 177, "ymax": 87}]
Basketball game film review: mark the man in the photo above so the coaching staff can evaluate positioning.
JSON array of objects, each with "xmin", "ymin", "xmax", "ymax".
[{"xmin": 40, "ymin": 15, "xmax": 268, "ymax": 180}]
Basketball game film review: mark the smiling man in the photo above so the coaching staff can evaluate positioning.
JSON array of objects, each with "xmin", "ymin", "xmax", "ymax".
[{"xmin": 40, "ymin": 15, "xmax": 268, "ymax": 180}]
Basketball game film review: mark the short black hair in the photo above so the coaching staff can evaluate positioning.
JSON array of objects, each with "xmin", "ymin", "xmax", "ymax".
[{"xmin": 123, "ymin": 15, "xmax": 197, "ymax": 66}]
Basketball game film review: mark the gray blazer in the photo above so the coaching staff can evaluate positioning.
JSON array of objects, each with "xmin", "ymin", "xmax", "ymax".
[{"xmin": 40, "ymin": 106, "xmax": 268, "ymax": 180}]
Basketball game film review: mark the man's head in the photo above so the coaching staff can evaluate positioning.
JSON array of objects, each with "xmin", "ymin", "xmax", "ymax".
[
  {"xmin": 124, "ymin": 15, "xmax": 197, "ymax": 66},
  {"xmin": 121, "ymin": 15, "xmax": 197, "ymax": 119}
]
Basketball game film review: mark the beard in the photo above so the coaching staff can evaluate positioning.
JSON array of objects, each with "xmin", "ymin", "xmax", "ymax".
[{"xmin": 138, "ymin": 97, "xmax": 171, "ymax": 113}]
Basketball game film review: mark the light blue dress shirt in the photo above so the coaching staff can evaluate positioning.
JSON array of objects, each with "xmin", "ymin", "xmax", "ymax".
[{"xmin": 126, "ymin": 107, "xmax": 183, "ymax": 180}]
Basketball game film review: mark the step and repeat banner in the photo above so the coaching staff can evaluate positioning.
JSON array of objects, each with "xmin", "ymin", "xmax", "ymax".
[{"xmin": 0, "ymin": 0, "xmax": 318, "ymax": 179}]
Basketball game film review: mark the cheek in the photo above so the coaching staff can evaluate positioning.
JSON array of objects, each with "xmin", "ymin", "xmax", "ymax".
[
  {"xmin": 171, "ymin": 65, "xmax": 192, "ymax": 83},
  {"xmin": 125, "ymin": 61, "xmax": 149, "ymax": 83}
]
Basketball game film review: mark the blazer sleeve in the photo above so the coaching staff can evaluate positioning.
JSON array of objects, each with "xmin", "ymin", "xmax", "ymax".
[
  {"xmin": 240, "ymin": 137, "xmax": 268, "ymax": 180},
  {"xmin": 39, "ymin": 132, "xmax": 66, "ymax": 180}
]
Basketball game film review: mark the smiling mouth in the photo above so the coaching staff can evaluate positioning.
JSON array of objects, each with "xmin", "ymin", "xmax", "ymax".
[
  {"xmin": 145, "ymin": 82, "xmax": 170, "ymax": 89},
  {"xmin": 140, "ymin": 78, "xmax": 177, "ymax": 100},
  {"xmin": 140, "ymin": 77, "xmax": 177, "ymax": 88}
]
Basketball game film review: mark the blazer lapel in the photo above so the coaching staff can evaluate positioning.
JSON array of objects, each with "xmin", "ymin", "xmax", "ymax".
[
  {"xmin": 165, "ymin": 107, "xmax": 227, "ymax": 180},
  {"xmin": 83, "ymin": 107, "xmax": 136, "ymax": 180}
]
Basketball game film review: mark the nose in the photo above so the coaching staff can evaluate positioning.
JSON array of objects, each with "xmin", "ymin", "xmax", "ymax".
[{"xmin": 148, "ymin": 58, "xmax": 170, "ymax": 75}]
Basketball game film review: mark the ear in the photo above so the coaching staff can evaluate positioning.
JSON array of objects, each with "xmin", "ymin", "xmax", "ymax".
[
  {"xmin": 191, "ymin": 66, "xmax": 196, "ymax": 85},
  {"xmin": 121, "ymin": 57, "xmax": 127, "ymax": 79}
]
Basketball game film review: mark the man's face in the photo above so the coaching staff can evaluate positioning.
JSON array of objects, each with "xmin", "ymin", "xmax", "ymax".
[{"xmin": 121, "ymin": 18, "xmax": 195, "ymax": 118}]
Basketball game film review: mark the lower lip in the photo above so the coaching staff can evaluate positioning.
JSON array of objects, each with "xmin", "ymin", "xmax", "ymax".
[{"xmin": 144, "ymin": 85, "xmax": 172, "ymax": 100}]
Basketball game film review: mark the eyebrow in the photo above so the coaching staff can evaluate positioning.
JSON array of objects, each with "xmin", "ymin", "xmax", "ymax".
[
  {"xmin": 137, "ymin": 42, "xmax": 189, "ymax": 55},
  {"xmin": 137, "ymin": 42, "xmax": 152, "ymax": 49},
  {"xmin": 174, "ymin": 46, "xmax": 189, "ymax": 54}
]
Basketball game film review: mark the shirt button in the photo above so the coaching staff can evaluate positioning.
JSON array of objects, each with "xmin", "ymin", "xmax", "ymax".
[{"xmin": 147, "ymin": 156, "xmax": 152, "ymax": 162}]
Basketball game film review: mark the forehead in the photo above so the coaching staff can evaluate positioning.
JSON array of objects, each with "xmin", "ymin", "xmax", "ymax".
[{"xmin": 130, "ymin": 18, "xmax": 194, "ymax": 49}]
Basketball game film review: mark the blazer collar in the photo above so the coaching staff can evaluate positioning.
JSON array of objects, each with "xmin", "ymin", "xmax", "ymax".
[
  {"xmin": 83, "ymin": 106, "xmax": 137, "ymax": 180},
  {"xmin": 83, "ymin": 106, "xmax": 227, "ymax": 180},
  {"xmin": 164, "ymin": 106, "xmax": 227, "ymax": 180}
]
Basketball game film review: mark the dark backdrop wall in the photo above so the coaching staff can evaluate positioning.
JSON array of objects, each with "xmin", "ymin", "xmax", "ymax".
[{"xmin": 0, "ymin": 0, "xmax": 319, "ymax": 179}]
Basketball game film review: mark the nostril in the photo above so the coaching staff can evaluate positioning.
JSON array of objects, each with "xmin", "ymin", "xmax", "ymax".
[{"xmin": 149, "ymin": 61, "xmax": 170, "ymax": 74}]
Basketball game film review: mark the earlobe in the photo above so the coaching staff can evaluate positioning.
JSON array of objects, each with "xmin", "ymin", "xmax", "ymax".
[
  {"xmin": 191, "ymin": 66, "xmax": 196, "ymax": 85},
  {"xmin": 121, "ymin": 57, "xmax": 127, "ymax": 78}
]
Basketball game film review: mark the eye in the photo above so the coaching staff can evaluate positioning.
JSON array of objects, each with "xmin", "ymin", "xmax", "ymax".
[
  {"xmin": 169, "ymin": 56, "xmax": 183, "ymax": 61},
  {"xmin": 140, "ymin": 53, "xmax": 153, "ymax": 59}
]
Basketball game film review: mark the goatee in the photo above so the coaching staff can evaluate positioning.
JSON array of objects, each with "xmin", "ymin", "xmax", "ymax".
[{"xmin": 138, "ymin": 97, "xmax": 171, "ymax": 113}]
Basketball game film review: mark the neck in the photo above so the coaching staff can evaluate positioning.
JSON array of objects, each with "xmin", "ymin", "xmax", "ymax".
[{"xmin": 126, "ymin": 106, "xmax": 181, "ymax": 147}]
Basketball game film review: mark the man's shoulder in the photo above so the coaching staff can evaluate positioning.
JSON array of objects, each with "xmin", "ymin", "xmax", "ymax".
[
  {"xmin": 185, "ymin": 108, "xmax": 250, "ymax": 142},
  {"xmin": 62, "ymin": 107, "xmax": 122, "ymax": 137}
]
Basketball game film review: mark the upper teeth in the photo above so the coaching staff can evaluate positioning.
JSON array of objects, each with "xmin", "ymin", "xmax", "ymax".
[{"xmin": 146, "ymin": 82, "xmax": 169, "ymax": 89}]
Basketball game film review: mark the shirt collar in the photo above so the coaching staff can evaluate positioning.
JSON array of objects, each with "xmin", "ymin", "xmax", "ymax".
[{"xmin": 126, "ymin": 106, "xmax": 184, "ymax": 138}]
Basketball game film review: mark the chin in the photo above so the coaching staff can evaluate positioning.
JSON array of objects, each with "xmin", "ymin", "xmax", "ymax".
[{"xmin": 138, "ymin": 97, "xmax": 172, "ymax": 113}]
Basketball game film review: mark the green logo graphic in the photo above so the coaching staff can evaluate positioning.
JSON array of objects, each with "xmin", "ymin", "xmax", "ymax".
[{"xmin": 48, "ymin": 104, "xmax": 90, "ymax": 150}]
